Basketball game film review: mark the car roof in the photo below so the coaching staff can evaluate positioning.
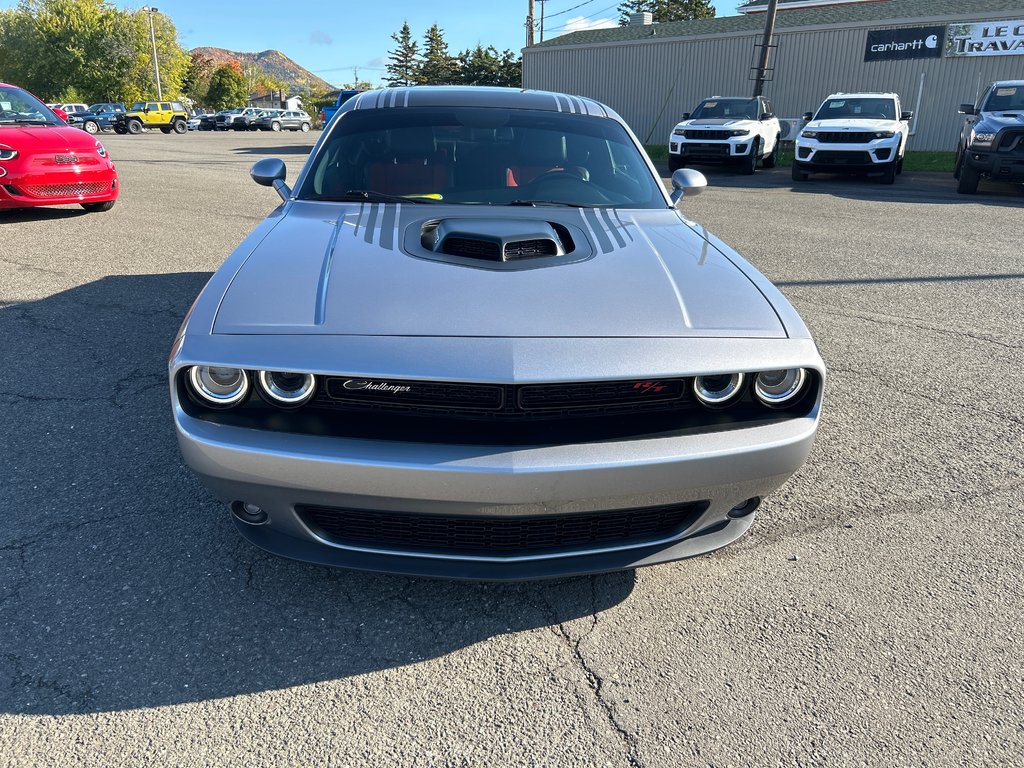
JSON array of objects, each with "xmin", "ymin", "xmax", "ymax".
[
  {"xmin": 344, "ymin": 86, "xmax": 614, "ymax": 119},
  {"xmin": 824, "ymin": 92, "xmax": 898, "ymax": 99},
  {"xmin": 991, "ymin": 80, "xmax": 1024, "ymax": 87}
]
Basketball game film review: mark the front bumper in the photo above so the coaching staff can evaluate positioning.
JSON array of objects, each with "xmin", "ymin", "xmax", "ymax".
[
  {"xmin": 794, "ymin": 139, "xmax": 898, "ymax": 173},
  {"xmin": 963, "ymin": 139, "xmax": 1024, "ymax": 182},
  {"xmin": 0, "ymin": 164, "xmax": 118, "ymax": 208},
  {"xmin": 174, "ymin": 400, "xmax": 820, "ymax": 579},
  {"xmin": 669, "ymin": 136, "xmax": 754, "ymax": 163}
]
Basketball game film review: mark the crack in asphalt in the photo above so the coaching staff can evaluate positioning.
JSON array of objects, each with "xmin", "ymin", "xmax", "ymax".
[
  {"xmin": 0, "ymin": 257, "xmax": 69, "ymax": 278},
  {"xmin": 3, "ymin": 653, "xmax": 96, "ymax": 709},
  {"xmin": 789, "ymin": 294, "xmax": 1023, "ymax": 352},
  {"xmin": 545, "ymin": 578, "xmax": 645, "ymax": 768}
]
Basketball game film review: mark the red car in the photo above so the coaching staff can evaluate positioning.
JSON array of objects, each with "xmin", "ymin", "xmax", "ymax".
[{"xmin": 0, "ymin": 83, "xmax": 119, "ymax": 212}]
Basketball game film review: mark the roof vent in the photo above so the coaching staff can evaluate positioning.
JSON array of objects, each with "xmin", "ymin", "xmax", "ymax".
[
  {"xmin": 426, "ymin": 219, "xmax": 568, "ymax": 263},
  {"xmin": 628, "ymin": 12, "xmax": 653, "ymax": 25}
]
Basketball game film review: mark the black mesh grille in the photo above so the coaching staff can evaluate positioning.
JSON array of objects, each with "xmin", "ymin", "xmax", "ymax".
[
  {"xmin": 816, "ymin": 132, "xmax": 877, "ymax": 143},
  {"xmin": 503, "ymin": 239, "xmax": 558, "ymax": 259},
  {"xmin": 998, "ymin": 130, "xmax": 1024, "ymax": 152},
  {"xmin": 314, "ymin": 377, "xmax": 691, "ymax": 418},
  {"xmin": 813, "ymin": 150, "xmax": 872, "ymax": 165},
  {"xmin": 442, "ymin": 237, "xmax": 501, "ymax": 260},
  {"xmin": 297, "ymin": 501, "xmax": 709, "ymax": 556},
  {"xmin": 681, "ymin": 143, "xmax": 730, "ymax": 156},
  {"xmin": 685, "ymin": 130, "xmax": 732, "ymax": 140}
]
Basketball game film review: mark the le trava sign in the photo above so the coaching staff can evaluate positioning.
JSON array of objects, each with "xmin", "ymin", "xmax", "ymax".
[
  {"xmin": 864, "ymin": 26, "xmax": 945, "ymax": 61},
  {"xmin": 946, "ymin": 20, "xmax": 1024, "ymax": 57}
]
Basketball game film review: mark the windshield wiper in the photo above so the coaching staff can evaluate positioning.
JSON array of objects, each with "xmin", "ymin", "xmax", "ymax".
[
  {"xmin": 0, "ymin": 118, "xmax": 53, "ymax": 125},
  {"xmin": 310, "ymin": 190, "xmax": 440, "ymax": 204},
  {"xmin": 507, "ymin": 199, "xmax": 593, "ymax": 208}
]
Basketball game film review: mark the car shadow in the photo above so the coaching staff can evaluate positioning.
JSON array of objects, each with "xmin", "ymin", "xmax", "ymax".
[
  {"xmin": 0, "ymin": 206, "xmax": 93, "ymax": 222},
  {"xmin": 656, "ymin": 162, "xmax": 1024, "ymax": 206},
  {"xmin": 232, "ymin": 143, "xmax": 316, "ymax": 156},
  {"xmin": 0, "ymin": 272, "xmax": 636, "ymax": 716}
]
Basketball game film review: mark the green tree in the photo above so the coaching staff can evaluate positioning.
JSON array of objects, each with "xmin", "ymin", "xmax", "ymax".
[
  {"xmin": 183, "ymin": 51, "xmax": 215, "ymax": 104},
  {"xmin": 617, "ymin": 0, "xmax": 715, "ymax": 24},
  {"xmin": 205, "ymin": 63, "xmax": 248, "ymax": 110},
  {"xmin": 453, "ymin": 45, "xmax": 522, "ymax": 87},
  {"xmin": 495, "ymin": 49, "xmax": 523, "ymax": 88},
  {"xmin": 386, "ymin": 21, "xmax": 420, "ymax": 87},
  {"xmin": 417, "ymin": 24, "xmax": 455, "ymax": 85}
]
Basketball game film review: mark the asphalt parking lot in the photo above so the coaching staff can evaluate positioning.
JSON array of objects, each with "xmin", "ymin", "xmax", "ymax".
[{"xmin": 1, "ymin": 130, "xmax": 1022, "ymax": 767}]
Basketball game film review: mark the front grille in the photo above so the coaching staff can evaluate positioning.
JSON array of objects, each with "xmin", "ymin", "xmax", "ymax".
[
  {"xmin": 998, "ymin": 130, "xmax": 1024, "ymax": 153},
  {"xmin": 816, "ymin": 132, "xmax": 876, "ymax": 143},
  {"xmin": 681, "ymin": 144, "xmax": 730, "ymax": 156},
  {"xmin": 297, "ymin": 501, "xmax": 709, "ymax": 556},
  {"xmin": 685, "ymin": 130, "xmax": 732, "ymax": 141},
  {"xmin": 22, "ymin": 181, "xmax": 110, "ymax": 198},
  {"xmin": 504, "ymin": 239, "xmax": 557, "ymax": 259},
  {"xmin": 315, "ymin": 376, "xmax": 692, "ymax": 419},
  {"xmin": 813, "ymin": 151, "xmax": 872, "ymax": 165}
]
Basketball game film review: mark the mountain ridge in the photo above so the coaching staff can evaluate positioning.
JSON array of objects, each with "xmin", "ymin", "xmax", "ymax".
[{"xmin": 191, "ymin": 47, "xmax": 336, "ymax": 93}]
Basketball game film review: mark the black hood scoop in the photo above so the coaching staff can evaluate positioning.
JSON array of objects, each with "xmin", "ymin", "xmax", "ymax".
[{"xmin": 409, "ymin": 217, "xmax": 592, "ymax": 271}]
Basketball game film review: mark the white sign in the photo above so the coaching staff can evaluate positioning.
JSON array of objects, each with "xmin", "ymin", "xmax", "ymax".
[{"xmin": 946, "ymin": 20, "xmax": 1024, "ymax": 57}]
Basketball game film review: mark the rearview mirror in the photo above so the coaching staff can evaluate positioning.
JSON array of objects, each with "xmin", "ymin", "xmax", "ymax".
[
  {"xmin": 670, "ymin": 168, "xmax": 707, "ymax": 204},
  {"xmin": 251, "ymin": 157, "xmax": 291, "ymax": 202},
  {"xmin": 958, "ymin": 103, "xmax": 977, "ymax": 115}
]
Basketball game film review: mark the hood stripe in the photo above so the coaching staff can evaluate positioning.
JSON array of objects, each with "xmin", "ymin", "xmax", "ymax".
[
  {"xmin": 363, "ymin": 203, "xmax": 381, "ymax": 244},
  {"xmin": 611, "ymin": 209, "xmax": 634, "ymax": 242},
  {"xmin": 379, "ymin": 203, "xmax": 399, "ymax": 250},
  {"xmin": 599, "ymin": 208, "xmax": 626, "ymax": 249},
  {"xmin": 582, "ymin": 208, "xmax": 613, "ymax": 254},
  {"xmin": 315, "ymin": 216, "xmax": 347, "ymax": 325}
]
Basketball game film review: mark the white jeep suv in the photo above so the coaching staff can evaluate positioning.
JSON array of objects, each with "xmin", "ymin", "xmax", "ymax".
[
  {"xmin": 793, "ymin": 92, "xmax": 911, "ymax": 184},
  {"xmin": 668, "ymin": 96, "xmax": 781, "ymax": 175}
]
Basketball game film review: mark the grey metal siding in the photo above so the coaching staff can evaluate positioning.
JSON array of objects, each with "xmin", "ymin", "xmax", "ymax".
[{"xmin": 524, "ymin": 16, "xmax": 1024, "ymax": 151}]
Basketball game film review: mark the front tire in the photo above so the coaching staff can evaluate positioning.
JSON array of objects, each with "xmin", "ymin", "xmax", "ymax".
[
  {"xmin": 126, "ymin": 119, "xmax": 142, "ymax": 135},
  {"xmin": 114, "ymin": 125, "xmax": 127, "ymax": 135},
  {"xmin": 880, "ymin": 159, "xmax": 897, "ymax": 185},
  {"xmin": 271, "ymin": 121, "xmax": 281, "ymax": 132},
  {"xmin": 81, "ymin": 200, "xmax": 115, "ymax": 212},
  {"xmin": 84, "ymin": 120, "xmax": 99, "ymax": 135},
  {"xmin": 762, "ymin": 135, "xmax": 780, "ymax": 168},
  {"xmin": 173, "ymin": 120, "xmax": 186, "ymax": 134},
  {"xmin": 740, "ymin": 140, "xmax": 759, "ymax": 175},
  {"xmin": 300, "ymin": 122, "xmax": 310, "ymax": 132},
  {"xmin": 957, "ymin": 161, "xmax": 981, "ymax": 194}
]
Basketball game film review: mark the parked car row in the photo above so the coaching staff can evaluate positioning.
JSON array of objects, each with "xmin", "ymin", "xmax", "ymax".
[
  {"xmin": 194, "ymin": 107, "xmax": 312, "ymax": 132},
  {"xmin": 668, "ymin": 81, "xmax": 1024, "ymax": 194}
]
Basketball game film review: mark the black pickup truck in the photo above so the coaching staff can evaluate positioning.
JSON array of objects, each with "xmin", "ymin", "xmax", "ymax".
[{"xmin": 955, "ymin": 80, "xmax": 1024, "ymax": 194}]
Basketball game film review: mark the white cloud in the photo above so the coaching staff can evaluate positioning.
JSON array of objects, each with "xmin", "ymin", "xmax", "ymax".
[
  {"xmin": 367, "ymin": 56, "xmax": 388, "ymax": 68},
  {"xmin": 309, "ymin": 30, "xmax": 333, "ymax": 46},
  {"xmin": 555, "ymin": 16, "xmax": 618, "ymax": 36}
]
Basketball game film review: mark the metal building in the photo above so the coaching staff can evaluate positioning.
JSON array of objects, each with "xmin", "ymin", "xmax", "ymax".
[{"xmin": 523, "ymin": 0, "xmax": 1024, "ymax": 151}]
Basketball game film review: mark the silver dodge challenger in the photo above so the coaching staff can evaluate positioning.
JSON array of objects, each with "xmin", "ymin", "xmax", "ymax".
[{"xmin": 170, "ymin": 86, "xmax": 825, "ymax": 580}]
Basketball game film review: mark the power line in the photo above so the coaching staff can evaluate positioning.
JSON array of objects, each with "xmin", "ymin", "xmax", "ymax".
[
  {"xmin": 545, "ymin": 0, "xmax": 600, "ymax": 18},
  {"xmin": 550, "ymin": 2, "xmax": 620, "ymax": 32}
]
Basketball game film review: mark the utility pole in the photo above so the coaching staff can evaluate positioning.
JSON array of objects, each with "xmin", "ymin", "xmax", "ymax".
[
  {"xmin": 539, "ymin": 0, "xmax": 546, "ymax": 42},
  {"xmin": 752, "ymin": 0, "xmax": 779, "ymax": 97},
  {"xmin": 142, "ymin": 6, "xmax": 162, "ymax": 100},
  {"xmin": 526, "ymin": 0, "xmax": 535, "ymax": 47}
]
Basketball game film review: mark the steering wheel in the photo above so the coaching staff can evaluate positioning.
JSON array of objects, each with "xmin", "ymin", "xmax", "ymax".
[{"xmin": 531, "ymin": 167, "xmax": 589, "ymax": 185}]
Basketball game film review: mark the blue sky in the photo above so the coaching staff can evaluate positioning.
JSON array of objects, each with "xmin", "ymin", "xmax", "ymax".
[{"xmin": 1, "ymin": 1, "xmax": 742, "ymax": 88}]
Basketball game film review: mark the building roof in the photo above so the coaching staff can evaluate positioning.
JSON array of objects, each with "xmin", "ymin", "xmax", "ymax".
[
  {"xmin": 532, "ymin": 0, "xmax": 1024, "ymax": 48},
  {"xmin": 737, "ymin": 0, "xmax": 883, "ymax": 12}
]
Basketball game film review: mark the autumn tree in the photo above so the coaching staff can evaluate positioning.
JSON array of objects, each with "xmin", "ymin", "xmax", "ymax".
[
  {"xmin": 386, "ymin": 21, "xmax": 420, "ymax": 87},
  {"xmin": 617, "ymin": 0, "xmax": 716, "ymax": 24},
  {"xmin": 205, "ymin": 63, "xmax": 248, "ymax": 110},
  {"xmin": 182, "ymin": 51, "xmax": 215, "ymax": 104}
]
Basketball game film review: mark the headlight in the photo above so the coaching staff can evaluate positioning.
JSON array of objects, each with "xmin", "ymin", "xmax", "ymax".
[
  {"xmin": 800, "ymin": 130, "xmax": 818, "ymax": 139},
  {"xmin": 95, "ymin": 141, "xmax": 107, "ymax": 157},
  {"xmin": 0, "ymin": 145, "xmax": 17, "ymax": 161},
  {"xmin": 730, "ymin": 129, "xmax": 750, "ymax": 137},
  {"xmin": 693, "ymin": 373, "xmax": 745, "ymax": 407},
  {"xmin": 672, "ymin": 128, "xmax": 685, "ymax": 136},
  {"xmin": 874, "ymin": 131, "xmax": 895, "ymax": 139},
  {"xmin": 753, "ymin": 369, "xmax": 807, "ymax": 407},
  {"xmin": 256, "ymin": 370, "xmax": 316, "ymax": 407},
  {"xmin": 970, "ymin": 130, "xmax": 996, "ymax": 147},
  {"xmin": 188, "ymin": 366, "xmax": 250, "ymax": 408}
]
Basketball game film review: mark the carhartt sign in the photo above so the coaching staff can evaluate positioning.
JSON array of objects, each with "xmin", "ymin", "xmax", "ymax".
[
  {"xmin": 946, "ymin": 20, "xmax": 1024, "ymax": 57},
  {"xmin": 864, "ymin": 26, "xmax": 945, "ymax": 62}
]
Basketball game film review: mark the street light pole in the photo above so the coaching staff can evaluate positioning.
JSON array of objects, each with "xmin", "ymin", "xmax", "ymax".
[{"xmin": 142, "ymin": 6, "xmax": 163, "ymax": 100}]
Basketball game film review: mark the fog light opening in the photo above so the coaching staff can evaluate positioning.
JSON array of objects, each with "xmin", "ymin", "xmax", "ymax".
[
  {"xmin": 728, "ymin": 497, "xmax": 760, "ymax": 519},
  {"xmin": 231, "ymin": 501, "xmax": 270, "ymax": 526}
]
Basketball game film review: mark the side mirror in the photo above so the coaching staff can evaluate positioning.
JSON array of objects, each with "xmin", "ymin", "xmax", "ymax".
[
  {"xmin": 670, "ymin": 168, "xmax": 707, "ymax": 204},
  {"xmin": 760, "ymin": 112, "xmax": 774, "ymax": 121},
  {"xmin": 802, "ymin": 111, "xmax": 813, "ymax": 122},
  {"xmin": 681, "ymin": 112, "xmax": 690, "ymax": 121},
  {"xmin": 251, "ymin": 157, "xmax": 291, "ymax": 202},
  {"xmin": 900, "ymin": 111, "xmax": 913, "ymax": 121},
  {"xmin": 958, "ymin": 103, "xmax": 977, "ymax": 116}
]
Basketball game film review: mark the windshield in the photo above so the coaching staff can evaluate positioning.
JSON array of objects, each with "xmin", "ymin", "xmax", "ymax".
[
  {"xmin": 299, "ymin": 107, "xmax": 666, "ymax": 208},
  {"xmin": 0, "ymin": 85, "xmax": 63, "ymax": 126},
  {"xmin": 982, "ymin": 85, "xmax": 1024, "ymax": 113},
  {"xmin": 814, "ymin": 97, "xmax": 897, "ymax": 120},
  {"xmin": 691, "ymin": 98, "xmax": 758, "ymax": 120}
]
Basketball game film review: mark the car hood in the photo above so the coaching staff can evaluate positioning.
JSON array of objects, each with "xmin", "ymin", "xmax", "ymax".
[
  {"xmin": 0, "ymin": 124, "xmax": 101, "ymax": 152},
  {"xmin": 676, "ymin": 118, "xmax": 756, "ymax": 129},
  {"xmin": 212, "ymin": 203, "xmax": 785, "ymax": 339},
  {"xmin": 804, "ymin": 118, "xmax": 903, "ymax": 131},
  {"xmin": 978, "ymin": 111, "xmax": 1024, "ymax": 130}
]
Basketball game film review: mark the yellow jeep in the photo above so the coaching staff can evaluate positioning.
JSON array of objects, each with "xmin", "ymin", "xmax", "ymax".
[{"xmin": 113, "ymin": 101, "xmax": 188, "ymax": 135}]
